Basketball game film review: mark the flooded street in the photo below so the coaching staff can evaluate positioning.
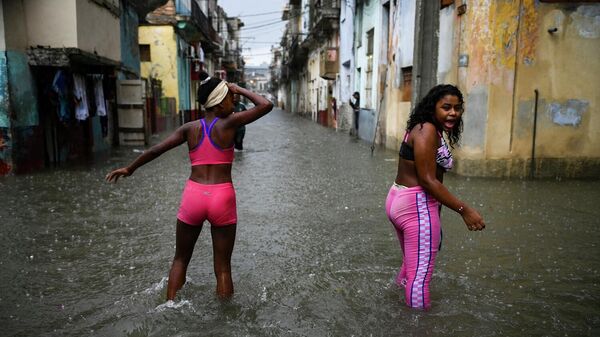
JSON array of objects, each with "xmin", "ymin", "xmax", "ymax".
[{"xmin": 1, "ymin": 108, "xmax": 599, "ymax": 336}]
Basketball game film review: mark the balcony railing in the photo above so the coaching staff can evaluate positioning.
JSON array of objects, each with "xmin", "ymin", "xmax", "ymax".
[
  {"xmin": 311, "ymin": 0, "xmax": 340, "ymax": 34},
  {"xmin": 190, "ymin": 0, "xmax": 220, "ymax": 45},
  {"xmin": 174, "ymin": 0, "xmax": 221, "ymax": 47}
]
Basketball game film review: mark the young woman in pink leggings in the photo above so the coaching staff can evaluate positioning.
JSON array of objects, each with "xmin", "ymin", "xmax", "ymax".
[
  {"xmin": 106, "ymin": 72, "xmax": 273, "ymax": 301},
  {"xmin": 385, "ymin": 84, "xmax": 485, "ymax": 310}
]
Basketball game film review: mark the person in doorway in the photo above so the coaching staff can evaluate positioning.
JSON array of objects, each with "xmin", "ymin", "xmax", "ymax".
[
  {"xmin": 385, "ymin": 84, "xmax": 485, "ymax": 310},
  {"xmin": 331, "ymin": 97, "xmax": 337, "ymax": 128},
  {"xmin": 350, "ymin": 92, "xmax": 360, "ymax": 134},
  {"xmin": 106, "ymin": 71, "xmax": 273, "ymax": 301},
  {"xmin": 233, "ymin": 94, "xmax": 246, "ymax": 151}
]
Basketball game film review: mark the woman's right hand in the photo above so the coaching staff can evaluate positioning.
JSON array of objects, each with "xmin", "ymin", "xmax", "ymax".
[
  {"xmin": 461, "ymin": 206, "xmax": 485, "ymax": 231},
  {"xmin": 226, "ymin": 82, "xmax": 242, "ymax": 95},
  {"xmin": 105, "ymin": 167, "xmax": 132, "ymax": 183}
]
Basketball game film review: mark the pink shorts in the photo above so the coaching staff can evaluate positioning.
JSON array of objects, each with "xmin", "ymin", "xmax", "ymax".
[{"xmin": 177, "ymin": 180, "xmax": 237, "ymax": 227}]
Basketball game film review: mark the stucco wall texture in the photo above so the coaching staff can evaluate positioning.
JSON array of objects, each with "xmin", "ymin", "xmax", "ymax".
[
  {"xmin": 434, "ymin": 1, "xmax": 599, "ymax": 178},
  {"xmin": 139, "ymin": 26, "xmax": 179, "ymax": 110}
]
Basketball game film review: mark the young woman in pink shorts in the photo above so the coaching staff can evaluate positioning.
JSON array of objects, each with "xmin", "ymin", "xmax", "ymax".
[
  {"xmin": 385, "ymin": 84, "xmax": 485, "ymax": 310},
  {"xmin": 106, "ymin": 72, "xmax": 273, "ymax": 300}
]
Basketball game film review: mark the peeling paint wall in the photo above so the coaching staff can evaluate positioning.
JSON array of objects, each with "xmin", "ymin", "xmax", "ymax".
[
  {"xmin": 139, "ymin": 26, "xmax": 179, "ymax": 110},
  {"xmin": 338, "ymin": 0, "xmax": 355, "ymax": 131},
  {"xmin": 383, "ymin": 0, "xmax": 415, "ymax": 150},
  {"xmin": 0, "ymin": 1, "xmax": 11, "ymax": 175},
  {"xmin": 447, "ymin": 0, "xmax": 600, "ymax": 177},
  {"xmin": 0, "ymin": 53, "xmax": 8, "ymax": 128},
  {"xmin": 6, "ymin": 51, "xmax": 38, "ymax": 128},
  {"xmin": 2, "ymin": 1, "xmax": 43, "ymax": 175},
  {"xmin": 177, "ymin": 39, "xmax": 191, "ymax": 112},
  {"xmin": 119, "ymin": 1, "xmax": 140, "ymax": 78}
]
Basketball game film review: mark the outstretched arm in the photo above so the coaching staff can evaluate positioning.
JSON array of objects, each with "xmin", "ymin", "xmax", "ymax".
[
  {"xmin": 105, "ymin": 125, "xmax": 188, "ymax": 183},
  {"xmin": 224, "ymin": 83, "xmax": 273, "ymax": 128},
  {"xmin": 413, "ymin": 123, "xmax": 485, "ymax": 231}
]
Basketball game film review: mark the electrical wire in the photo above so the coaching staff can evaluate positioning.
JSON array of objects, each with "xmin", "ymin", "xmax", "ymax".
[{"xmin": 236, "ymin": 10, "xmax": 283, "ymax": 18}]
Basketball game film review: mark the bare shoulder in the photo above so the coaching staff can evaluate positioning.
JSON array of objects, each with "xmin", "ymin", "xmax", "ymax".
[{"xmin": 411, "ymin": 122, "xmax": 437, "ymax": 138}]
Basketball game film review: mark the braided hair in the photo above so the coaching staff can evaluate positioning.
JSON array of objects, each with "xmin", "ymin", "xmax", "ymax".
[{"xmin": 406, "ymin": 84, "xmax": 464, "ymax": 146}]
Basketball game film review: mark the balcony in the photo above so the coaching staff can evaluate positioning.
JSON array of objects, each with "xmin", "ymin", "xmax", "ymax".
[
  {"xmin": 286, "ymin": 35, "xmax": 309, "ymax": 71},
  {"xmin": 310, "ymin": 0, "xmax": 340, "ymax": 37},
  {"xmin": 174, "ymin": 0, "xmax": 221, "ymax": 50},
  {"xmin": 319, "ymin": 47, "xmax": 338, "ymax": 80}
]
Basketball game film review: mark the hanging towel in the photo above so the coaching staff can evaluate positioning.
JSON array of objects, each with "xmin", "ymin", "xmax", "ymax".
[
  {"xmin": 93, "ymin": 75, "xmax": 107, "ymax": 116},
  {"xmin": 73, "ymin": 74, "xmax": 89, "ymax": 120}
]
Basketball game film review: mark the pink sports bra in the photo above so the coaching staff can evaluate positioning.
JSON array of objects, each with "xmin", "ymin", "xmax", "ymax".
[{"xmin": 189, "ymin": 118, "xmax": 234, "ymax": 166}]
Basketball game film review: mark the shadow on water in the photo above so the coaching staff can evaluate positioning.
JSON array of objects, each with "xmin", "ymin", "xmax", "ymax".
[{"xmin": 1, "ymin": 109, "xmax": 599, "ymax": 336}]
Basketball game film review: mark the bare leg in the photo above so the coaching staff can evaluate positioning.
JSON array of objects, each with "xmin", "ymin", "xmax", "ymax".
[
  {"xmin": 210, "ymin": 224, "xmax": 236, "ymax": 299},
  {"xmin": 166, "ymin": 220, "xmax": 202, "ymax": 300}
]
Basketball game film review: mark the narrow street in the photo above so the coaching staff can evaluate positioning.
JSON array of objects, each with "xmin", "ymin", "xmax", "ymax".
[{"xmin": 1, "ymin": 108, "xmax": 599, "ymax": 336}]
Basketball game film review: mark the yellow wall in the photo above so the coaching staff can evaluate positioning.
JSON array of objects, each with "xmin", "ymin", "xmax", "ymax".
[
  {"xmin": 448, "ymin": 0, "xmax": 600, "ymax": 177},
  {"xmin": 139, "ymin": 25, "xmax": 179, "ymax": 109}
]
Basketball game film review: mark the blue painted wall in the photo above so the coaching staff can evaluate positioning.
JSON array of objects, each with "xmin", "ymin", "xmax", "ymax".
[
  {"xmin": 119, "ymin": 0, "xmax": 141, "ymax": 79},
  {"xmin": 0, "ymin": 52, "xmax": 12, "ymax": 174},
  {"xmin": 0, "ymin": 52, "xmax": 9, "ymax": 128},
  {"xmin": 6, "ymin": 51, "xmax": 38, "ymax": 127},
  {"xmin": 177, "ymin": 37, "xmax": 191, "ymax": 111}
]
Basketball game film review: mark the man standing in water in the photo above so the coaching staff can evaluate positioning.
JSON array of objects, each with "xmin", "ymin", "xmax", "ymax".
[
  {"xmin": 350, "ymin": 92, "xmax": 360, "ymax": 136},
  {"xmin": 233, "ymin": 94, "xmax": 246, "ymax": 150}
]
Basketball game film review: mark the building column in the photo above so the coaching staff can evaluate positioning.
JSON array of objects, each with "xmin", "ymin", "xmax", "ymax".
[{"xmin": 411, "ymin": 0, "xmax": 439, "ymax": 104}]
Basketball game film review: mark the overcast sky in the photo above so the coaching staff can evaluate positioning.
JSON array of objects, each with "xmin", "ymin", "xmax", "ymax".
[{"xmin": 217, "ymin": 0, "xmax": 287, "ymax": 67}]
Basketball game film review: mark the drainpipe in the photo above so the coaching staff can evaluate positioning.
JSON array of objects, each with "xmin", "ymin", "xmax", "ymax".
[{"xmin": 531, "ymin": 89, "xmax": 539, "ymax": 179}]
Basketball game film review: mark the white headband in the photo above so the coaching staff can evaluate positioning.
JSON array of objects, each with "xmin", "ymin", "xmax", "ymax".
[
  {"xmin": 203, "ymin": 81, "xmax": 229, "ymax": 109},
  {"xmin": 200, "ymin": 76, "xmax": 212, "ymax": 85}
]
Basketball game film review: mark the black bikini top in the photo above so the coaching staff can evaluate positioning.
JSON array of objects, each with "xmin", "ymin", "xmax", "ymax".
[{"xmin": 399, "ymin": 129, "xmax": 454, "ymax": 171}]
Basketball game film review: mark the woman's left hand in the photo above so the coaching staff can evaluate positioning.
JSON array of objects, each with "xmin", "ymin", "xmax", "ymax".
[{"xmin": 461, "ymin": 206, "xmax": 485, "ymax": 231}]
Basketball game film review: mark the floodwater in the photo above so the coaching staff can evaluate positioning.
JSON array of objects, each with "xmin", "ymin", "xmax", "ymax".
[{"xmin": 1, "ymin": 109, "xmax": 599, "ymax": 336}]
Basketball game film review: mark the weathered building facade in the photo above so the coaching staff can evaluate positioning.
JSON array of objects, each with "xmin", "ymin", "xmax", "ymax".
[
  {"xmin": 280, "ymin": 0, "xmax": 340, "ymax": 127},
  {"xmin": 0, "ymin": 0, "xmax": 138, "ymax": 174},
  {"xmin": 140, "ymin": 0, "xmax": 242, "ymax": 123},
  {"xmin": 0, "ymin": 0, "xmax": 243, "ymax": 176},
  {"xmin": 279, "ymin": 0, "xmax": 600, "ymax": 178}
]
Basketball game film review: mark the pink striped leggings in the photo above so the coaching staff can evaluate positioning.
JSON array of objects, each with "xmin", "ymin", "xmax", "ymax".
[{"xmin": 385, "ymin": 184, "xmax": 441, "ymax": 309}]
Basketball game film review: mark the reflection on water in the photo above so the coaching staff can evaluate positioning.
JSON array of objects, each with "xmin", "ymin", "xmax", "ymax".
[{"xmin": 1, "ymin": 110, "xmax": 599, "ymax": 336}]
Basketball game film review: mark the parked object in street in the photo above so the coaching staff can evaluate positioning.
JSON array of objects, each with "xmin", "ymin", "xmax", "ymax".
[
  {"xmin": 106, "ymin": 71, "xmax": 273, "ymax": 301},
  {"xmin": 385, "ymin": 84, "xmax": 485, "ymax": 310}
]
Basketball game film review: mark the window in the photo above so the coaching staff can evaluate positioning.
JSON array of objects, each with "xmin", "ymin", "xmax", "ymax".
[
  {"xmin": 366, "ymin": 28, "xmax": 374, "ymax": 57},
  {"xmin": 139, "ymin": 44, "xmax": 151, "ymax": 62},
  {"xmin": 355, "ymin": 4, "xmax": 363, "ymax": 47},
  {"xmin": 365, "ymin": 28, "xmax": 374, "ymax": 107}
]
